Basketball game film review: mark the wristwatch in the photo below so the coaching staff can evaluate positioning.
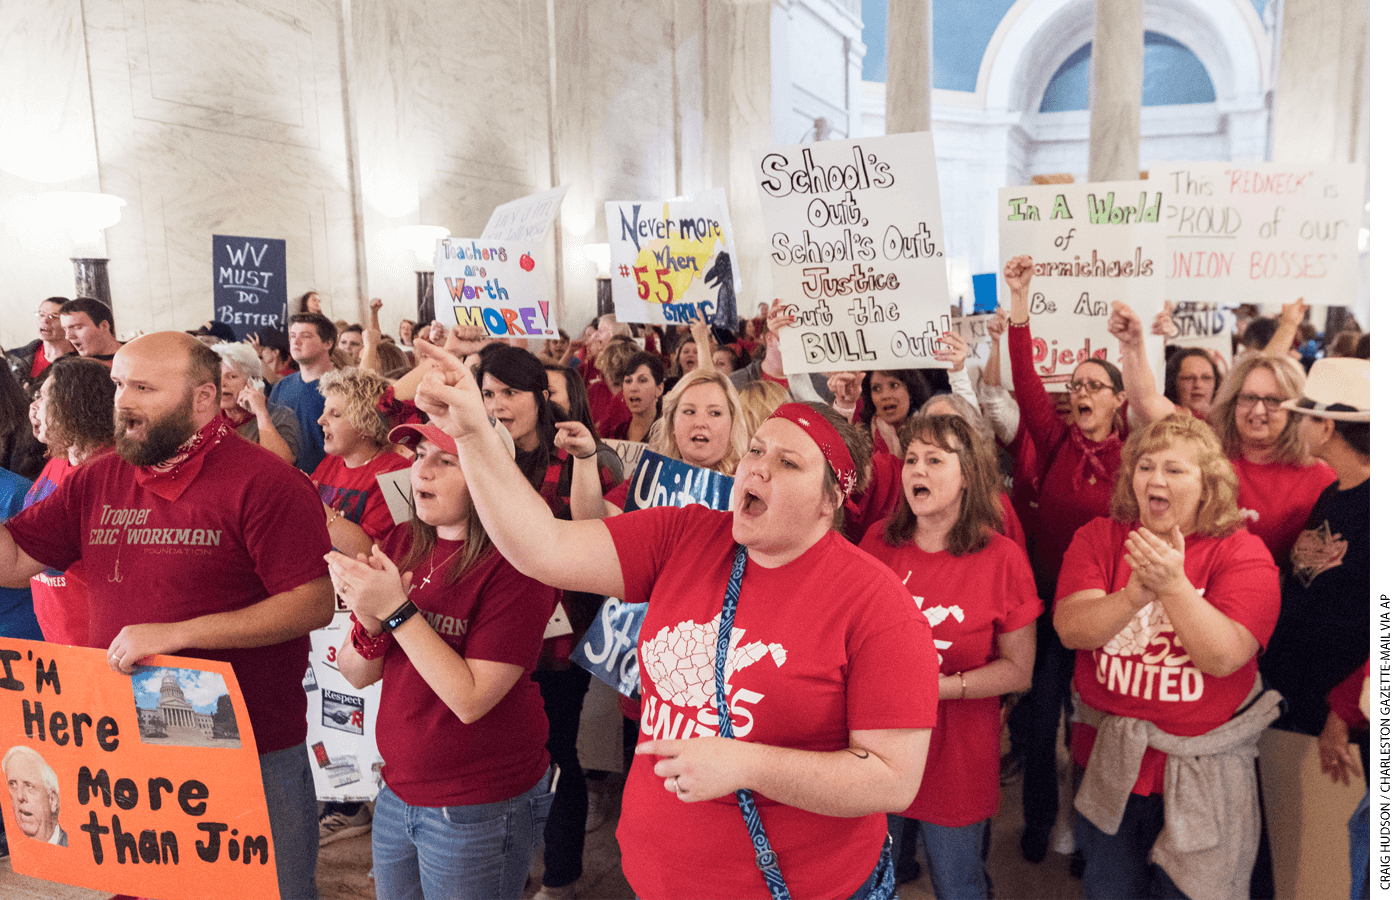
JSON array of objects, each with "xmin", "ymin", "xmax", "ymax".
[{"xmin": 382, "ymin": 599, "xmax": 419, "ymax": 632}]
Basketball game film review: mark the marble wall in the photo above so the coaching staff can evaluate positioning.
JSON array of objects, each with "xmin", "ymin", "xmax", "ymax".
[{"xmin": 0, "ymin": 0, "xmax": 862, "ymax": 350}]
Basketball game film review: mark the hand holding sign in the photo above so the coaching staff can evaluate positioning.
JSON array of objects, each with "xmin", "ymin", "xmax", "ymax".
[
  {"xmin": 108, "ymin": 624, "xmax": 185, "ymax": 674},
  {"xmin": 935, "ymin": 331, "xmax": 968, "ymax": 372}
]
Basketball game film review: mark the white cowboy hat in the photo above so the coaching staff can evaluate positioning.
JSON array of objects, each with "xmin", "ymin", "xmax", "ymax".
[{"xmin": 1280, "ymin": 357, "xmax": 1369, "ymax": 422}]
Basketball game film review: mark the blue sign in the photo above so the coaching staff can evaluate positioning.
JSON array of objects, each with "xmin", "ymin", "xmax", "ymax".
[
  {"xmin": 212, "ymin": 235, "xmax": 288, "ymax": 341},
  {"xmin": 571, "ymin": 451, "xmax": 734, "ymax": 696}
]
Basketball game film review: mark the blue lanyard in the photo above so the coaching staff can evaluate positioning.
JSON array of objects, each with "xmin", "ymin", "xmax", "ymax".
[{"xmin": 715, "ymin": 545, "xmax": 791, "ymax": 900}]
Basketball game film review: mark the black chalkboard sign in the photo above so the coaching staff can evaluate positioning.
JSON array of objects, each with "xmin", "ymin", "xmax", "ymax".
[{"xmin": 212, "ymin": 235, "xmax": 287, "ymax": 340}]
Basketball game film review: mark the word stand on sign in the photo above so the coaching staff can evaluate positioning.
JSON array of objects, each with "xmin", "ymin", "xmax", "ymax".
[
  {"xmin": 998, "ymin": 181, "xmax": 1166, "ymax": 390},
  {"xmin": 753, "ymin": 132, "xmax": 952, "ymax": 374}
]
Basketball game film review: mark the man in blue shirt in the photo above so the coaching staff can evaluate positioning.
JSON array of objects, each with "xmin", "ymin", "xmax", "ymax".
[{"xmin": 271, "ymin": 313, "xmax": 337, "ymax": 472}]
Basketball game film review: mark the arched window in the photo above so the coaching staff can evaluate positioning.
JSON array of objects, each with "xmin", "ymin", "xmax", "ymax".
[{"xmin": 1038, "ymin": 31, "xmax": 1216, "ymax": 112}]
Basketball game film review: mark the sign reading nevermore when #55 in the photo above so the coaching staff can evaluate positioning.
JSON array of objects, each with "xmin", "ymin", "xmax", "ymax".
[
  {"xmin": 1151, "ymin": 162, "xmax": 1365, "ymax": 308},
  {"xmin": 0, "ymin": 641, "xmax": 277, "ymax": 900},
  {"xmin": 605, "ymin": 200, "xmax": 736, "ymax": 326},
  {"xmin": 998, "ymin": 181, "xmax": 1166, "ymax": 390},
  {"xmin": 754, "ymin": 132, "xmax": 952, "ymax": 374},
  {"xmin": 434, "ymin": 239, "xmax": 557, "ymax": 338}
]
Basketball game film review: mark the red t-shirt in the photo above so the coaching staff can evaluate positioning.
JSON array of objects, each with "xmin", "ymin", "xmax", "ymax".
[
  {"xmin": 1055, "ymin": 517, "xmax": 1280, "ymax": 795},
  {"xmin": 22, "ymin": 457, "xmax": 90, "ymax": 646},
  {"xmin": 603, "ymin": 505, "xmax": 940, "ymax": 900},
  {"xmin": 6, "ymin": 435, "xmax": 331, "ymax": 754},
  {"xmin": 1232, "ymin": 456, "xmax": 1336, "ymax": 567},
  {"xmin": 842, "ymin": 452, "xmax": 903, "ymax": 544},
  {"xmin": 374, "ymin": 526, "xmax": 554, "ymax": 806},
  {"xmin": 860, "ymin": 527, "xmax": 1040, "ymax": 826},
  {"xmin": 312, "ymin": 448, "xmax": 412, "ymax": 543},
  {"xmin": 30, "ymin": 345, "xmax": 51, "ymax": 380}
]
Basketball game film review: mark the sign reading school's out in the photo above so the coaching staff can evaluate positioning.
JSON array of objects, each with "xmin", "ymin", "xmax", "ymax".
[{"xmin": 0, "ymin": 641, "xmax": 277, "ymax": 900}]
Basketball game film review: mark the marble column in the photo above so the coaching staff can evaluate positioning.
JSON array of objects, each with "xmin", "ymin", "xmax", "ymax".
[
  {"xmin": 884, "ymin": 0, "xmax": 930, "ymax": 134},
  {"xmin": 1272, "ymin": 0, "xmax": 1367, "ymax": 165},
  {"xmin": 1087, "ymin": 0, "xmax": 1142, "ymax": 183}
]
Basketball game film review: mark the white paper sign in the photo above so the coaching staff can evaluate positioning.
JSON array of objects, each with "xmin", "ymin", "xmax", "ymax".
[
  {"xmin": 306, "ymin": 615, "xmax": 383, "ymax": 802},
  {"xmin": 376, "ymin": 468, "xmax": 415, "ymax": 525},
  {"xmin": 1168, "ymin": 302, "xmax": 1235, "ymax": 358},
  {"xmin": 605, "ymin": 199, "xmax": 736, "ymax": 325},
  {"xmin": 434, "ymin": 238, "xmax": 557, "ymax": 337},
  {"xmin": 1151, "ymin": 162, "xmax": 1364, "ymax": 308},
  {"xmin": 998, "ymin": 181, "xmax": 1166, "ymax": 391},
  {"xmin": 544, "ymin": 601, "xmax": 573, "ymax": 640},
  {"xmin": 480, "ymin": 185, "xmax": 570, "ymax": 243},
  {"xmin": 753, "ymin": 132, "xmax": 952, "ymax": 374},
  {"xmin": 601, "ymin": 439, "xmax": 648, "ymax": 479},
  {"xmin": 671, "ymin": 187, "xmax": 742, "ymax": 295}
]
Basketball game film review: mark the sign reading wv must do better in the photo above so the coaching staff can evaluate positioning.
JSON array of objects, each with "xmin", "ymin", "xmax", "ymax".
[
  {"xmin": 754, "ymin": 132, "xmax": 952, "ymax": 374},
  {"xmin": 0, "ymin": 641, "xmax": 276, "ymax": 900}
]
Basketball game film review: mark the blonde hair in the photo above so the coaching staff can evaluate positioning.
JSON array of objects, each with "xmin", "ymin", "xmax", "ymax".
[
  {"xmin": 1111, "ymin": 412, "xmax": 1243, "ymax": 538},
  {"xmin": 596, "ymin": 335, "xmax": 640, "ymax": 388},
  {"xmin": 1207, "ymin": 352, "xmax": 1310, "ymax": 464},
  {"xmin": 737, "ymin": 380, "xmax": 791, "ymax": 440},
  {"xmin": 318, "ymin": 367, "xmax": 391, "ymax": 445},
  {"xmin": 651, "ymin": 369, "xmax": 749, "ymax": 475}
]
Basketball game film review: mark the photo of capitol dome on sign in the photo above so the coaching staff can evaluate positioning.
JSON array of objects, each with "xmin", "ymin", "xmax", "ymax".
[{"xmin": 131, "ymin": 667, "xmax": 242, "ymax": 749}]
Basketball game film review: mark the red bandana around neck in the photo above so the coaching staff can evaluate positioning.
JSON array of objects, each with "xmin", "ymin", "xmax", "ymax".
[{"xmin": 133, "ymin": 416, "xmax": 233, "ymax": 501}]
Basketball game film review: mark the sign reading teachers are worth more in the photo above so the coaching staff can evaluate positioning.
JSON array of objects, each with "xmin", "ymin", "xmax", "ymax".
[
  {"xmin": 434, "ymin": 239, "xmax": 557, "ymax": 337},
  {"xmin": 997, "ymin": 181, "xmax": 1166, "ymax": 391},
  {"xmin": 753, "ymin": 132, "xmax": 952, "ymax": 374}
]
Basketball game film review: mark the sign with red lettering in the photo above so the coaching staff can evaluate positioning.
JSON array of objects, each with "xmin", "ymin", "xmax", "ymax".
[
  {"xmin": 0, "ymin": 641, "xmax": 276, "ymax": 899},
  {"xmin": 1151, "ymin": 163, "xmax": 1365, "ymax": 308},
  {"xmin": 753, "ymin": 132, "xmax": 952, "ymax": 374},
  {"xmin": 998, "ymin": 181, "xmax": 1166, "ymax": 390},
  {"xmin": 434, "ymin": 239, "xmax": 556, "ymax": 337},
  {"xmin": 304, "ymin": 615, "xmax": 384, "ymax": 802}
]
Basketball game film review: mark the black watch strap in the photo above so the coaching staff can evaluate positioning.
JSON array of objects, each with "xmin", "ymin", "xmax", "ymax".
[{"xmin": 383, "ymin": 599, "xmax": 419, "ymax": 632}]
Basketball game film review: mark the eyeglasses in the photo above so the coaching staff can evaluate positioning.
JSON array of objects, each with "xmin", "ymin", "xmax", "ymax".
[
  {"xmin": 1067, "ymin": 379, "xmax": 1111, "ymax": 395},
  {"xmin": 1235, "ymin": 393, "xmax": 1286, "ymax": 412},
  {"xmin": 35, "ymin": 313, "xmax": 61, "ymax": 323}
]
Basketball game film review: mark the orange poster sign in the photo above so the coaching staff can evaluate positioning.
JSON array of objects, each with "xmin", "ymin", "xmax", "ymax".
[{"xmin": 0, "ymin": 639, "xmax": 278, "ymax": 900}]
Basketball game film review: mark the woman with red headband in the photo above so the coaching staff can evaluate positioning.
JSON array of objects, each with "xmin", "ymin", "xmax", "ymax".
[{"xmin": 411, "ymin": 339, "xmax": 940, "ymax": 900}]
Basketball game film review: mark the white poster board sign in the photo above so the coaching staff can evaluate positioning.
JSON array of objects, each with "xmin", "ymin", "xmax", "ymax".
[
  {"xmin": 1152, "ymin": 162, "xmax": 1364, "ymax": 309},
  {"xmin": 671, "ymin": 187, "xmax": 742, "ymax": 295},
  {"xmin": 997, "ymin": 181, "xmax": 1166, "ymax": 390},
  {"xmin": 754, "ymin": 132, "xmax": 952, "ymax": 374},
  {"xmin": 1168, "ymin": 302, "xmax": 1235, "ymax": 360},
  {"xmin": 605, "ymin": 200, "xmax": 735, "ymax": 326},
  {"xmin": 434, "ymin": 238, "xmax": 557, "ymax": 337},
  {"xmin": 306, "ymin": 614, "xmax": 384, "ymax": 802},
  {"xmin": 480, "ymin": 185, "xmax": 569, "ymax": 243}
]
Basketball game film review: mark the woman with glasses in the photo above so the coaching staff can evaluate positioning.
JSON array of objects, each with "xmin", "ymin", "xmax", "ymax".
[
  {"xmin": 1000, "ymin": 255, "xmax": 1130, "ymax": 864},
  {"xmin": 1205, "ymin": 353, "xmax": 1335, "ymax": 567}
]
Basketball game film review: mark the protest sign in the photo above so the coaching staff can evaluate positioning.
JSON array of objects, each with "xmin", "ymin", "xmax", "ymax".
[
  {"xmin": 480, "ymin": 185, "xmax": 570, "ymax": 243},
  {"xmin": 0, "ymin": 641, "xmax": 277, "ymax": 899},
  {"xmin": 305, "ymin": 616, "xmax": 383, "ymax": 803},
  {"xmin": 211, "ymin": 235, "xmax": 286, "ymax": 341},
  {"xmin": 1168, "ymin": 302, "xmax": 1235, "ymax": 360},
  {"xmin": 753, "ymin": 132, "xmax": 952, "ymax": 374},
  {"xmin": 376, "ymin": 469, "xmax": 415, "ymax": 526},
  {"xmin": 948, "ymin": 313, "xmax": 995, "ymax": 372},
  {"xmin": 600, "ymin": 439, "xmax": 648, "ymax": 480},
  {"xmin": 998, "ymin": 181, "xmax": 1166, "ymax": 390},
  {"xmin": 1152, "ymin": 162, "xmax": 1365, "ymax": 308},
  {"xmin": 571, "ymin": 451, "xmax": 734, "ymax": 697},
  {"xmin": 605, "ymin": 199, "xmax": 736, "ymax": 326},
  {"xmin": 434, "ymin": 238, "xmax": 557, "ymax": 337}
]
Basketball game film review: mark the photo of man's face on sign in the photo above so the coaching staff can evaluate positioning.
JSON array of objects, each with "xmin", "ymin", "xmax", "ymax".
[{"xmin": 4, "ymin": 746, "xmax": 66, "ymax": 847}]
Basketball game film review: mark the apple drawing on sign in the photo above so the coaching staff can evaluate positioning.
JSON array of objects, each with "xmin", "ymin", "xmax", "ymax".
[{"xmin": 520, "ymin": 252, "xmax": 535, "ymax": 272}]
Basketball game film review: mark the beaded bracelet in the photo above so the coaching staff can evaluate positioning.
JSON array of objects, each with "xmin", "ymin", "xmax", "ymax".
[{"xmin": 349, "ymin": 613, "xmax": 391, "ymax": 660}]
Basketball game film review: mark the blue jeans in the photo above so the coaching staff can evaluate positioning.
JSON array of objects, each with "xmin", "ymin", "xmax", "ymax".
[
  {"xmin": 846, "ymin": 834, "xmax": 896, "ymax": 900},
  {"xmin": 1075, "ymin": 796, "xmax": 1189, "ymax": 900},
  {"xmin": 887, "ymin": 815, "xmax": 990, "ymax": 900},
  {"xmin": 1350, "ymin": 790, "xmax": 1369, "ymax": 900},
  {"xmin": 261, "ymin": 742, "xmax": 321, "ymax": 899},
  {"xmin": 371, "ymin": 773, "xmax": 552, "ymax": 900}
]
